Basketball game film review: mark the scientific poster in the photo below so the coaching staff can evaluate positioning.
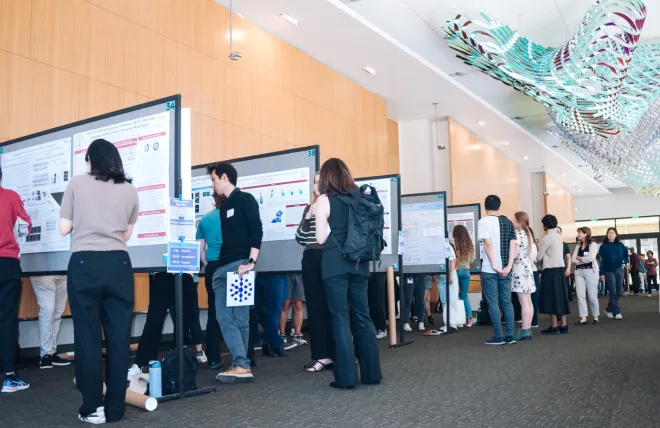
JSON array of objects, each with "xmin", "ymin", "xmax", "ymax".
[
  {"xmin": 192, "ymin": 167, "xmax": 311, "ymax": 242},
  {"xmin": 72, "ymin": 112, "xmax": 170, "ymax": 246},
  {"xmin": 0, "ymin": 138, "xmax": 72, "ymax": 253},
  {"xmin": 355, "ymin": 178, "xmax": 393, "ymax": 255},
  {"xmin": 448, "ymin": 211, "xmax": 477, "ymax": 257},
  {"xmin": 401, "ymin": 201, "xmax": 446, "ymax": 266}
]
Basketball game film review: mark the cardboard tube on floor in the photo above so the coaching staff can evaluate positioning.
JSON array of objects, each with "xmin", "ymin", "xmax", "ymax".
[
  {"xmin": 73, "ymin": 378, "xmax": 158, "ymax": 412},
  {"xmin": 386, "ymin": 266, "xmax": 397, "ymax": 346}
]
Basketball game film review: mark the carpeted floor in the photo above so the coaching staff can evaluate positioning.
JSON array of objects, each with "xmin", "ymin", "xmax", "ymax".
[{"xmin": 3, "ymin": 295, "xmax": 659, "ymax": 428}]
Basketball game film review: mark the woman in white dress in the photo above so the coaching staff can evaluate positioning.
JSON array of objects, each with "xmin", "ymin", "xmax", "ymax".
[{"xmin": 511, "ymin": 212, "xmax": 537, "ymax": 340}]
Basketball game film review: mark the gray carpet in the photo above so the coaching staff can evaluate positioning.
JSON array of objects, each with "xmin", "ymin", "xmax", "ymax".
[{"xmin": 3, "ymin": 295, "xmax": 659, "ymax": 428}]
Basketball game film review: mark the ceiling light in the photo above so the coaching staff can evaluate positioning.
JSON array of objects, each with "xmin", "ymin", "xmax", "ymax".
[
  {"xmin": 477, "ymin": 120, "xmax": 486, "ymax": 126},
  {"xmin": 577, "ymin": 189, "xmax": 582, "ymax": 192},
  {"xmin": 522, "ymin": 156, "xmax": 529, "ymax": 160},
  {"xmin": 362, "ymin": 66, "xmax": 376, "ymax": 76},
  {"xmin": 570, "ymin": 181, "xmax": 576, "ymax": 186},
  {"xmin": 561, "ymin": 173, "xmax": 566, "ymax": 177},
  {"xmin": 280, "ymin": 13, "xmax": 299, "ymax": 26},
  {"xmin": 575, "ymin": 207, "xmax": 582, "ymax": 211},
  {"xmin": 502, "ymin": 141, "xmax": 510, "ymax": 146}
]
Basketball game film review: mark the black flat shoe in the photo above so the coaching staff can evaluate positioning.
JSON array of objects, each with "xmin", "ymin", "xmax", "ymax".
[
  {"xmin": 541, "ymin": 326, "xmax": 560, "ymax": 335},
  {"xmin": 592, "ymin": 319, "xmax": 600, "ymax": 325},
  {"xmin": 574, "ymin": 320, "xmax": 588, "ymax": 326},
  {"xmin": 330, "ymin": 382, "xmax": 355, "ymax": 390},
  {"xmin": 559, "ymin": 325, "xmax": 570, "ymax": 334}
]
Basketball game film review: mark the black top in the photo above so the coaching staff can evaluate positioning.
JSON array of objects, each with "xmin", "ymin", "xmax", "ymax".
[
  {"xmin": 563, "ymin": 242, "xmax": 571, "ymax": 258},
  {"xmin": 218, "ymin": 188, "xmax": 263, "ymax": 267},
  {"xmin": 322, "ymin": 194, "xmax": 369, "ymax": 279}
]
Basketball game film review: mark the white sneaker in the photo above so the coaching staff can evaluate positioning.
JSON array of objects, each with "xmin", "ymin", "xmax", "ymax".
[
  {"xmin": 418, "ymin": 322, "xmax": 425, "ymax": 331},
  {"xmin": 606, "ymin": 312, "xmax": 614, "ymax": 319},
  {"xmin": 127, "ymin": 364, "xmax": 141, "ymax": 381},
  {"xmin": 79, "ymin": 406, "xmax": 106, "ymax": 424},
  {"xmin": 196, "ymin": 350, "xmax": 208, "ymax": 363},
  {"xmin": 292, "ymin": 333, "xmax": 307, "ymax": 345},
  {"xmin": 376, "ymin": 330, "xmax": 387, "ymax": 339},
  {"xmin": 403, "ymin": 323, "xmax": 412, "ymax": 332},
  {"xmin": 615, "ymin": 314, "xmax": 623, "ymax": 320}
]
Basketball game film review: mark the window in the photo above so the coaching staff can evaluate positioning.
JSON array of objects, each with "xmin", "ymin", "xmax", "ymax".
[
  {"xmin": 615, "ymin": 216, "xmax": 660, "ymax": 235},
  {"xmin": 575, "ymin": 219, "xmax": 616, "ymax": 237}
]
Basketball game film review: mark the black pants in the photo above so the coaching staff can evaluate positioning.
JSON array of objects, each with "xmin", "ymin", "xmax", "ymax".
[
  {"xmin": 0, "ymin": 258, "xmax": 22, "ymax": 375},
  {"xmin": 136, "ymin": 273, "xmax": 199, "ymax": 367},
  {"xmin": 630, "ymin": 268, "xmax": 641, "ymax": 293},
  {"xmin": 367, "ymin": 274, "xmax": 387, "ymax": 331},
  {"xmin": 301, "ymin": 249, "xmax": 334, "ymax": 361},
  {"xmin": 204, "ymin": 261, "xmax": 222, "ymax": 364},
  {"xmin": 511, "ymin": 292, "xmax": 522, "ymax": 321},
  {"xmin": 648, "ymin": 275, "xmax": 659, "ymax": 293},
  {"xmin": 402, "ymin": 275, "xmax": 425, "ymax": 324},
  {"xmin": 67, "ymin": 251, "xmax": 134, "ymax": 421},
  {"xmin": 168, "ymin": 275, "xmax": 203, "ymax": 346}
]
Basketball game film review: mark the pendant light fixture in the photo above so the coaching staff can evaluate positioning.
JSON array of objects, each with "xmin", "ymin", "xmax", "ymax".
[{"xmin": 228, "ymin": 0, "xmax": 243, "ymax": 61}]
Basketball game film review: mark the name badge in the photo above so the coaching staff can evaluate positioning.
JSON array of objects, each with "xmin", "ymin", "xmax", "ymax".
[
  {"xmin": 583, "ymin": 252, "xmax": 589, "ymax": 256},
  {"xmin": 227, "ymin": 208, "xmax": 235, "ymax": 218}
]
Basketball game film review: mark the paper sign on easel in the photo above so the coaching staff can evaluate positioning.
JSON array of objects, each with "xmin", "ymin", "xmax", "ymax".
[{"xmin": 227, "ymin": 271, "xmax": 255, "ymax": 307}]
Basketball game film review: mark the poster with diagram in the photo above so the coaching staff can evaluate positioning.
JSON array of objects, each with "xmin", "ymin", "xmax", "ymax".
[
  {"xmin": 355, "ymin": 177, "xmax": 393, "ymax": 255},
  {"xmin": 72, "ymin": 112, "xmax": 170, "ymax": 246},
  {"xmin": 448, "ymin": 211, "xmax": 477, "ymax": 257},
  {"xmin": 192, "ymin": 167, "xmax": 311, "ymax": 242},
  {"xmin": 401, "ymin": 201, "xmax": 446, "ymax": 266},
  {"xmin": 1, "ymin": 138, "xmax": 72, "ymax": 254}
]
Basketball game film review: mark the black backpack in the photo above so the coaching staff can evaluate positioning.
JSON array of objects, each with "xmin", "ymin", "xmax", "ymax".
[
  {"xmin": 161, "ymin": 346, "xmax": 198, "ymax": 395},
  {"xmin": 476, "ymin": 298, "xmax": 492, "ymax": 326},
  {"xmin": 331, "ymin": 185, "xmax": 386, "ymax": 268}
]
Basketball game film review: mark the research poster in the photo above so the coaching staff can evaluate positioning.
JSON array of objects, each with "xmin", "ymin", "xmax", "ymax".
[
  {"xmin": 448, "ymin": 211, "xmax": 477, "ymax": 257},
  {"xmin": 355, "ymin": 178, "xmax": 393, "ymax": 255},
  {"xmin": 1, "ymin": 138, "xmax": 72, "ymax": 253},
  {"xmin": 192, "ymin": 167, "xmax": 311, "ymax": 242},
  {"xmin": 72, "ymin": 112, "xmax": 171, "ymax": 246},
  {"xmin": 401, "ymin": 201, "xmax": 446, "ymax": 266}
]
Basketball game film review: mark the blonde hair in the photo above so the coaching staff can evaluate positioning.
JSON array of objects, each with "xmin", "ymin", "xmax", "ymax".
[
  {"xmin": 514, "ymin": 211, "xmax": 534, "ymax": 256},
  {"xmin": 311, "ymin": 172, "xmax": 320, "ymax": 205}
]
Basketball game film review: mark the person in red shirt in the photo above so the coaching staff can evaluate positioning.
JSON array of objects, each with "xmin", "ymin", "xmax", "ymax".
[{"xmin": 0, "ymin": 165, "xmax": 32, "ymax": 393}]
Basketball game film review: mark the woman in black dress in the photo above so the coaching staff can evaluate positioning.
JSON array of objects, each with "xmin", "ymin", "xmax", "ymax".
[{"xmin": 314, "ymin": 158, "xmax": 382, "ymax": 389}]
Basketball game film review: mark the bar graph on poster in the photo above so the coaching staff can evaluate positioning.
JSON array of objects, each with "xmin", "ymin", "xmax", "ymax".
[
  {"xmin": 448, "ymin": 211, "xmax": 477, "ymax": 257},
  {"xmin": 72, "ymin": 112, "xmax": 171, "ymax": 247},
  {"xmin": 1, "ymin": 138, "xmax": 72, "ymax": 253},
  {"xmin": 355, "ymin": 178, "xmax": 393, "ymax": 255},
  {"xmin": 192, "ymin": 167, "xmax": 311, "ymax": 242}
]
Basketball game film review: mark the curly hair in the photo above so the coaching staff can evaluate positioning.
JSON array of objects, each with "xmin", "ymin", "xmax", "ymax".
[{"xmin": 452, "ymin": 224, "xmax": 474, "ymax": 267}]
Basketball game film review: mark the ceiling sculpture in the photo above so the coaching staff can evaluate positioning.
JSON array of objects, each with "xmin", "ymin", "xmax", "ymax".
[{"xmin": 442, "ymin": 0, "xmax": 660, "ymax": 195}]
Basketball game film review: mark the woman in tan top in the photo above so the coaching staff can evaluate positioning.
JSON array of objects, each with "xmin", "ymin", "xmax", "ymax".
[{"xmin": 59, "ymin": 138, "xmax": 139, "ymax": 424}]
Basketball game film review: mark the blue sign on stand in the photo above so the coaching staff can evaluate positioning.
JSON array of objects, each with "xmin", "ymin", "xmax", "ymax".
[{"xmin": 167, "ymin": 241, "xmax": 200, "ymax": 273}]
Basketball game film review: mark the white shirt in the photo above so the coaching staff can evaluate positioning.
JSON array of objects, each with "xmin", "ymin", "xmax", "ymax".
[{"xmin": 478, "ymin": 216, "xmax": 501, "ymax": 274}]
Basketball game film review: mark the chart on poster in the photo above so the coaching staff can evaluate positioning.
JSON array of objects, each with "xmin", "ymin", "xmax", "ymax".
[
  {"xmin": 448, "ymin": 211, "xmax": 477, "ymax": 257},
  {"xmin": 355, "ymin": 177, "xmax": 393, "ymax": 255},
  {"xmin": 192, "ymin": 167, "xmax": 311, "ymax": 242},
  {"xmin": 401, "ymin": 201, "xmax": 446, "ymax": 266},
  {"xmin": 1, "ymin": 138, "xmax": 73, "ymax": 254},
  {"xmin": 72, "ymin": 112, "xmax": 171, "ymax": 246}
]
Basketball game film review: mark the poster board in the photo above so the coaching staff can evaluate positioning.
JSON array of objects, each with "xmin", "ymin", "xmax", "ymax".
[
  {"xmin": 0, "ymin": 96, "xmax": 182, "ymax": 274},
  {"xmin": 192, "ymin": 146, "xmax": 319, "ymax": 274},
  {"xmin": 400, "ymin": 192, "xmax": 448, "ymax": 275},
  {"xmin": 447, "ymin": 203, "xmax": 482, "ymax": 273},
  {"xmin": 355, "ymin": 174, "xmax": 401, "ymax": 273}
]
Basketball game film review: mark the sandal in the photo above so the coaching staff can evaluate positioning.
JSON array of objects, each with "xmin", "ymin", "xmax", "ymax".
[{"xmin": 305, "ymin": 360, "xmax": 333, "ymax": 372}]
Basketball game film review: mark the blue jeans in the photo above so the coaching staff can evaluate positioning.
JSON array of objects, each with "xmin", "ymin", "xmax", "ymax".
[
  {"xmin": 212, "ymin": 260, "xmax": 250, "ymax": 369},
  {"xmin": 324, "ymin": 273, "xmax": 382, "ymax": 387},
  {"xmin": 457, "ymin": 269, "xmax": 472, "ymax": 317},
  {"xmin": 480, "ymin": 272, "xmax": 514, "ymax": 338},
  {"xmin": 605, "ymin": 268, "xmax": 623, "ymax": 316},
  {"xmin": 255, "ymin": 275, "xmax": 288, "ymax": 347},
  {"xmin": 531, "ymin": 271, "xmax": 541, "ymax": 326}
]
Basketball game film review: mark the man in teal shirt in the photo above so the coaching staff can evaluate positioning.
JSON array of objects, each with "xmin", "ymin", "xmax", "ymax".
[{"xmin": 196, "ymin": 193, "xmax": 224, "ymax": 369}]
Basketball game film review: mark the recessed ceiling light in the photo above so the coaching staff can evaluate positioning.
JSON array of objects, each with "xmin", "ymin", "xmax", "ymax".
[
  {"xmin": 477, "ymin": 120, "xmax": 486, "ymax": 126},
  {"xmin": 570, "ymin": 181, "xmax": 576, "ymax": 186},
  {"xmin": 362, "ymin": 66, "xmax": 376, "ymax": 76},
  {"xmin": 280, "ymin": 13, "xmax": 299, "ymax": 26},
  {"xmin": 577, "ymin": 189, "xmax": 582, "ymax": 192},
  {"xmin": 522, "ymin": 156, "xmax": 529, "ymax": 160},
  {"xmin": 561, "ymin": 173, "xmax": 566, "ymax": 177},
  {"xmin": 575, "ymin": 207, "xmax": 582, "ymax": 211},
  {"xmin": 502, "ymin": 141, "xmax": 510, "ymax": 146}
]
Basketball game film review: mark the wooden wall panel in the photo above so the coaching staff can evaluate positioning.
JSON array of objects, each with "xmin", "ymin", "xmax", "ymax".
[
  {"xmin": 4, "ymin": 0, "xmax": 393, "ymax": 319},
  {"xmin": 449, "ymin": 119, "xmax": 520, "ymax": 217}
]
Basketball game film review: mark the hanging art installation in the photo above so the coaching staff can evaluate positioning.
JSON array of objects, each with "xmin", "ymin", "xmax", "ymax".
[{"xmin": 442, "ymin": 0, "xmax": 660, "ymax": 195}]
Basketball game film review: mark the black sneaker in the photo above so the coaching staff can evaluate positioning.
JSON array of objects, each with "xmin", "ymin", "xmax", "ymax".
[
  {"xmin": 427, "ymin": 315, "xmax": 435, "ymax": 326},
  {"xmin": 541, "ymin": 326, "xmax": 560, "ymax": 335},
  {"xmin": 51, "ymin": 355, "xmax": 71, "ymax": 367},
  {"xmin": 40, "ymin": 354, "xmax": 53, "ymax": 369},
  {"xmin": 559, "ymin": 325, "xmax": 570, "ymax": 334}
]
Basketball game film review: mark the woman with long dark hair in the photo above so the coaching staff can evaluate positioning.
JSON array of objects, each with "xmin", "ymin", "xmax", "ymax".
[
  {"xmin": 572, "ymin": 227, "xmax": 600, "ymax": 325},
  {"xmin": 537, "ymin": 215, "xmax": 571, "ymax": 335},
  {"xmin": 598, "ymin": 227, "xmax": 628, "ymax": 320},
  {"xmin": 452, "ymin": 225, "xmax": 474, "ymax": 327},
  {"xmin": 59, "ymin": 139, "xmax": 139, "ymax": 424},
  {"xmin": 315, "ymin": 158, "xmax": 381, "ymax": 389},
  {"xmin": 295, "ymin": 172, "xmax": 334, "ymax": 372},
  {"xmin": 512, "ymin": 212, "xmax": 536, "ymax": 340}
]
